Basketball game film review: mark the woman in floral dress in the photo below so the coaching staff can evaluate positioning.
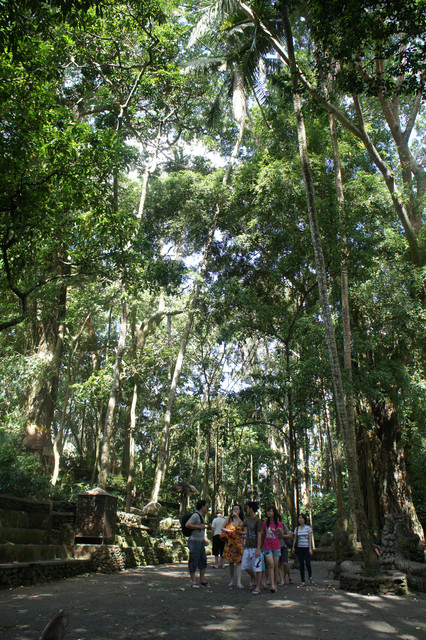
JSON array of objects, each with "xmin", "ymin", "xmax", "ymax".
[{"xmin": 222, "ymin": 504, "xmax": 245, "ymax": 589}]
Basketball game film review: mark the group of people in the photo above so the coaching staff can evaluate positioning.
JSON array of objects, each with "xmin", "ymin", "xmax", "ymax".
[{"xmin": 185, "ymin": 500, "xmax": 315, "ymax": 593}]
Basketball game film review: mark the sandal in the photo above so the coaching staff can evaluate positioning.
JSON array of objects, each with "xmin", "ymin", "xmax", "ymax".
[
  {"xmin": 270, "ymin": 587, "xmax": 277, "ymax": 593},
  {"xmin": 191, "ymin": 583, "xmax": 200, "ymax": 588},
  {"xmin": 200, "ymin": 582, "xmax": 209, "ymax": 587},
  {"xmin": 309, "ymin": 578, "xmax": 316, "ymax": 585},
  {"xmin": 236, "ymin": 584, "xmax": 244, "ymax": 590},
  {"xmin": 252, "ymin": 589, "xmax": 262, "ymax": 595},
  {"xmin": 297, "ymin": 582, "xmax": 306, "ymax": 588},
  {"xmin": 228, "ymin": 582, "xmax": 234, "ymax": 588}
]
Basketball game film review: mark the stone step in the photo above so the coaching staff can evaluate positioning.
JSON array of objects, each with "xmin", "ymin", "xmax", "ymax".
[
  {"xmin": 0, "ymin": 526, "xmax": 72, "ymax": 546},
  {"xmin": 0, "ymin": 507, "xmax": 51, "ymax": 530},
  {"xmin": 0, "ymin": 543, "xmax": 74, "ymax": 564},
  {"xmin": 0, "ymin": 526, "xmax": 51, "ymax": 545},
  {"xmin": 0, "ymin": 558, "xmax": 93, "ymax": 589},
  {"xmin": 0, "ymin": 495, "xmax": 51, "ymax": 513}
]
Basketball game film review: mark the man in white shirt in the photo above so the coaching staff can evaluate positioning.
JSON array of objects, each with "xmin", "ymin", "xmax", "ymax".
[{"xmin": 211, "ymin": 509, "xmax": 226, "ymax": 569}]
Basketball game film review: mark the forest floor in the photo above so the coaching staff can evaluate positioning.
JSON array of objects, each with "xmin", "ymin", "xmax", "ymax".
[{"xmin": 0, "ymin": 560, "xmax": 425, "ymax": 640}]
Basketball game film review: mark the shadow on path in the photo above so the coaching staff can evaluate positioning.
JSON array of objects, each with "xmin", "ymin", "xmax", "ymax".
[{"xmin": 0, "ymin": 561, "xmax": 425, "ymax": 639}]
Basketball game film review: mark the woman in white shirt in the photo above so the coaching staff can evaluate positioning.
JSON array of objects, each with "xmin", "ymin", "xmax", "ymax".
[{"xmin": 292, "ymin": 513, "xmax": 315, "ymax": 586}]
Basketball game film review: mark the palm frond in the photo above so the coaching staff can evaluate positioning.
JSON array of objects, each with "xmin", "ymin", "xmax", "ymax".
[
  {"xmin": 188, "ymin": 0, "xmax": 241, "ymax": 47},
  {"xmin": 182, "ymin": 57, "xmax": 227, "ymax": 75},
  {"xmin": 206, "ymin": 90, "xmax": 226, "ymax": 130}
]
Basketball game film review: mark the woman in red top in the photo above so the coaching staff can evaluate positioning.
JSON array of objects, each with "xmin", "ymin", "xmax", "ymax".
[
  {"xmin": 261, "ymin": 506, "xmax": 283, "ymax": 593},
  {"xmin": 222, "ymin": 504, "xmax": 245, "ymax": 588}
]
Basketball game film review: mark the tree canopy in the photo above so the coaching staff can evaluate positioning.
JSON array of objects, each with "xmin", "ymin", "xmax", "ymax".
[{"xmin": 0, "ymin": 0, "xmax": 425, "ymax": 554}]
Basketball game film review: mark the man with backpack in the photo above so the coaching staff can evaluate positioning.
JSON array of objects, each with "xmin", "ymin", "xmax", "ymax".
[{"xmin": 184, "ymin": 499, "xmax": 209, "ymax": 588}]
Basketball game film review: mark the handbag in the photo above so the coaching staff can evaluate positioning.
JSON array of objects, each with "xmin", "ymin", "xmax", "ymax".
[
  {"xmin": 283, "ymin": 524, "xmax": 293, "ymax": 548},
  {"xmin": 220, "ymin": 519, "xmax": 232, "ymax": 540},
  {"xmin": 293, "ymin": 527, "xmax": 299, "ymax": 550}
]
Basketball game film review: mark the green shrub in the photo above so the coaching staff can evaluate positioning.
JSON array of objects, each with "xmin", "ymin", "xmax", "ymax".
[
  {"xmin": 0, "ymin": 431, "xmax": 51, "ymax": 499},
  {"xmin": 311, "ymin": 492, "xmax": 348, "ymax": 537}
]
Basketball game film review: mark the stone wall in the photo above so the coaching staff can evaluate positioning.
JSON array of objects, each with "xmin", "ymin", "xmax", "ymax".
[
  {"xmin": 74, "ymin": 513, "xmax": 188, "ymax": 572},
  {"xmin": 0, "ymin": 560, "xmax": 93, "ymax": 590},
  {"xmin": 0, "ymin": 495, "xmax": 188, "ymax": 588}
]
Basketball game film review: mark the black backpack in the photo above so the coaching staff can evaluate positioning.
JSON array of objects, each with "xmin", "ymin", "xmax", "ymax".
[{"xmin": 181, "ymin": 511, "xmax": 202, "ymax": 537}]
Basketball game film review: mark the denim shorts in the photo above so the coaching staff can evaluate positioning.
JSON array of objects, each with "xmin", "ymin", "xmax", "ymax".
[
  {"xmin": 263, "ymin": 549, "xmax": 281, "ymax": 557},
  {"xmin": 188, "ymin": 539, "xmax": 207, "ymax": 573}
]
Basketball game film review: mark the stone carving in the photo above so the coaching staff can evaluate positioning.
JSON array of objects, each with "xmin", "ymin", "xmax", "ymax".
[
  {"xmin": 380, "ymin": 514, "xmax": 424, "ymax": 565},
  {"xmin": 320, "ymin": 532, "xmax": 333, "ymax": 547},
  {"xmin": 378, "ymin": 513, "xmax": 425, "ymax": 593},
  {"xmin": 141, "ymin": 501, "xmax": 163, "ymax": 517}
]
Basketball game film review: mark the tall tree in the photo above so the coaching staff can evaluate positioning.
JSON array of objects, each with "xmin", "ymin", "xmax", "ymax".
[{"xmin": 150, "ymin": 109, "xmax": 247, "ymax": 502}]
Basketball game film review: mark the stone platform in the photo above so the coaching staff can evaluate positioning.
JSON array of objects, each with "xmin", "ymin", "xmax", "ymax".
[
  {"xmin": 0, "ymin": 558, "xmax": 93, "ymax": 589},
  {"xmin": 339, "ymin": 569, "xmax": 407, "ymax": 595}
]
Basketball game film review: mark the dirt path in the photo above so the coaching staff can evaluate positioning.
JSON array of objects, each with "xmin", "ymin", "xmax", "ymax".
[{"xmin": 1, "ymin": 561, "xmax": 425, "ymax": 639}]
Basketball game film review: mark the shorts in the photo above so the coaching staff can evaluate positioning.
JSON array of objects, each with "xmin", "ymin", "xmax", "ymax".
[
  {"xmin": 279, "ymin": 545, "xmax": 288, "ymax": 563},
  {"xmin": 263, "ymin": 549, "xmax": 281, "ymax": 557},
  {"xmin": 241, "ymin": 548, "xmax": 263, "ymax": 572},
  {"xmin": 188, "ymin": 539, "xmax": 207, "ymax": 574},
  {"xmin": 212, "ymin": 534, "xmax": 225, "ymax": 557}
]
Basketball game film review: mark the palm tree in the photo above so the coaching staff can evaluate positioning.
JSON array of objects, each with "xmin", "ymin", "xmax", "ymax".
[
  {"xmin": 189, "ymin": 0, "xmax": 377, "ymax": 569},
  {"xmin": 191, "ymin": 0, "xmax": 425, "ymax": 268}
]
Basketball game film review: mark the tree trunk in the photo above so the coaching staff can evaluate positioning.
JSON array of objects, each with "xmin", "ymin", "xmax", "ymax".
[
  {"xmin": 125, "ymin": 380, "xmax": 138, "ymax": 511},
  {"xmin": 281, "ymin": 3, "xmax": 376, "ymax": 569},
  {"xmin": 123, "ymin": 293, "xmax": 183, "ymax": 508},
  {"xmin": 150, "ymin": 111, "xmax": 247, "ymax": 503},
  {"xmin": 327, "ymin": 107, "xmax": 357, "ymax": 542},
  {"xmin": 321, "ymin": 392, "xmax": 342, "ymax": 516},
  {"xmin": 328, "ymin": 107, "xmax": 357, "ymax": 441},
  {"xmin": 369, "ymin": 401, "xmax": 424, "ymax": 540},
  {"xmin": 202, "ymin": 427, "xmax": 211, "ymax": 500},
  {"xmin": 357, "ymin": 422, "xmax": 380, "ymax": 531},
  {"xmin": 86, "ymin": 317, "xmax": 105, "ymax": 485},
  {"xmin": 211, "ymin": 424, "xmax": 219, "ymax": 513},
  {"xmin": 269, "ymin": 425, "xmax": 283, "ymax": 513},
  {"xmin": 98, "ymin": 292, "xmax": 128, "ymax": 488},
  {"xmin": 51, "ymin": 313, "xmax": 90, "ymax": 486},
  {"xmin": 23, "ymin": 278, "xmax": 68, "ymax": 462},
  {"xmin": 288, "ymin": 392, "xmax": 298, "ymax": 523},
  {"xmin": 301, "ymin": 422, "xmax": 311, "ymax": 511},
  {"xmin": 51, "ymin": 383, "xmax": 69, "ymax": 487},
  {"xmin": 98, "ymin": 119, "xmax": 166, "ymax": 491},
  {"xmin": 150, "ymin": 308, "xmax": 197, "ymax": 502}
]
